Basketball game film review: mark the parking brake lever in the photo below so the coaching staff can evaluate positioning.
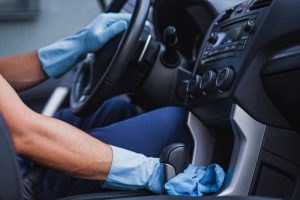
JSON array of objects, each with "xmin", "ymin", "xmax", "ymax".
[{"xmin": 160, "ymin": 143, "xmax": 190, "ymax": 182}]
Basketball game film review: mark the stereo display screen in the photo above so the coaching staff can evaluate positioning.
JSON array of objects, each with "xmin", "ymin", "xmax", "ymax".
[{"xmin": 213, "ymin": 23, "xmax": 244, "ymax": 47}]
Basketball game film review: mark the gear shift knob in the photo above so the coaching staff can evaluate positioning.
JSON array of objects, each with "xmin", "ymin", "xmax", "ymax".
[
  {"xmin": 160, "ymin": 143, "xmax": 190, "ymax": 182},
  {"xmin": 164, "ymin": 26, "xmax": 178, "ymax": 45}
]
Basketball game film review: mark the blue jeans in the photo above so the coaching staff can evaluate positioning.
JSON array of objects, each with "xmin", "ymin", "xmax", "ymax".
[{"xmin": 21, "ymin": 98, "xmax": 190, "ymax": 199}]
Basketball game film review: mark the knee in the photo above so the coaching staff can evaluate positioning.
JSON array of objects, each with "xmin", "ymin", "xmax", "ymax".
[
  {"xmin": 154, "ymin": 106, "xmax": 190, "ymax": 144},
  {"xmin": 156, "ymin": 106, "xmax": 187, "ymax": 124},
  {"xmin": 102, "ymin": 97, "xmax": 135, "ymax": 114},
  {"xmin": 151, "ymin": 106, "xmax": 188, "ymax": 135}
]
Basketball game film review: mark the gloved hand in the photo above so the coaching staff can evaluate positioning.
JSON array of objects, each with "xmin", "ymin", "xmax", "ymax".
[
  {"xmin": 165, "ymin": 164, "xmax": 226, "ymax": 196},
  {"xmin": 102, "ymin": 146, "xmax": 165, "ymax": 194},
  {"xmin": 38, "ymin": 13, "xmax": 131, "ymax": 78},
  {"xmin": 102, "ymin": 146, "xmax": 225, "ymax": 196}
]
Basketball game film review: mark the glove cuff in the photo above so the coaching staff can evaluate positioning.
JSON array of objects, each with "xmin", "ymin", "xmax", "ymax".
[{"xmin": 38, "ymin": 31, "xmax": 86, "ymax": 79}]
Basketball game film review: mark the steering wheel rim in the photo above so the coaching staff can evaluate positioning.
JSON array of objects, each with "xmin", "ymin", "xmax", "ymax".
[{"xmin": 70, "ymin": 0, "xmax": 151, "ymax": 117}]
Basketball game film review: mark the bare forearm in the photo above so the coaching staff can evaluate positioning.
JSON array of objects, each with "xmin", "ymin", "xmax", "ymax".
[
  {"xmin": 0, "ymin": 51, "xmax": 47, "ymax": 91},
  {"xmin": 0, "ymin": 75, "xmax": 111, "ymax": 180},
  {"xmin": 20, "ymin": 114, "xmax": 112, "ymax": 180}
]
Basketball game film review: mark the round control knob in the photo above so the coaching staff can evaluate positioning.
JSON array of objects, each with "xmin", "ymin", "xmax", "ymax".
[
  {"xmin": 225, "ymin": 7, "xmax": 235, "ymax": 15},
  {"xmin": 186, "ymin": 75, "xmax": 202, "ymax": 97},
  {"xmin": 216, "ymin": 67, "xmax": 235, "ymax": 91},
  {"xmin": 199, "ymin": 70, "xmax": 217, "ymax": 93},
  {"xmin": 244, "ymin": 21, "xmax": 255, "ymax": 33},
  {"xmin": 208, "ymin": 33, "xmax": 219, "ymax": 44}
]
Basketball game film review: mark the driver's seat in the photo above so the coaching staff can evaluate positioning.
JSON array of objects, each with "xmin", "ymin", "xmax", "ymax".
[{"xmin": 0, "ymin": 114, "xmax": 23, "ymax": 200}]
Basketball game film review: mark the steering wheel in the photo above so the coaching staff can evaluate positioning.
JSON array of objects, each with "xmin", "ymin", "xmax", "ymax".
[{"xmin": 70, "ymin": 0, "xmax": 151, "ymax": 117}]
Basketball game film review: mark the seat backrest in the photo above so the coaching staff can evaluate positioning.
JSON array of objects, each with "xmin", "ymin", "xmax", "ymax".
[{"xmin": 0, "ymin": 114, "xmax": 22, "ymax": 200}]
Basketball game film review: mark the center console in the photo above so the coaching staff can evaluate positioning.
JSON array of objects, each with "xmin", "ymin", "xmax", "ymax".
[
  {"xmin": 186, "ymin": 15, "xmax": 256, "ymax": 100},
  {"xmin": 118, "ymin": 0, "xmax": 300, "ymax": 199},
  {"xmin": 180, "ymin": 0, "xmax": 271, "ymax": 122},
  {"xmin": 177, "ymin": 0, "xmax": 300, "ymax": 199},
  {"xmin": 171, "ymin": 0, "xmax": 299, "ymax": 197}
]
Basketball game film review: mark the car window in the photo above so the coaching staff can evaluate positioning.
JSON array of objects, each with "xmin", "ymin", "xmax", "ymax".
[{"xmin": 0, "ymin": 0, "xmax": 101, "ymax": 56}]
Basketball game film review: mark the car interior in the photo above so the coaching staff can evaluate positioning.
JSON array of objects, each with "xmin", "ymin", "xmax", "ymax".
[{"xmin": 0, "ymin": 0, "xmax": 300, "ymax": 199}]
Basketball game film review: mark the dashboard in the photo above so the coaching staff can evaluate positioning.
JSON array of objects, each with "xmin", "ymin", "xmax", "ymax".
[
  {"xmin": 121, "ymin": 0, "xmax": 300, "ymax": 131},
  {"xmin": 183, "ymin": 0, "xmax": 275, "ymax": 123},
  {"xmin": 123, "ymin": 0, "xmax": 244, "ymax": 66},
  {"xmin": 180, "ymin": 0, "xmax": 300, "ymax": 133}
]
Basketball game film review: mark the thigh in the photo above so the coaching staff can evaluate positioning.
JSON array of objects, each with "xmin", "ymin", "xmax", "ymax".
[
  {"xmin": 54, "ymin": 97, "xmax": 139, "ymax": 131},
  {"xmin": 88, "ymin": 106, "xmax": 191, "ymax": 157}
]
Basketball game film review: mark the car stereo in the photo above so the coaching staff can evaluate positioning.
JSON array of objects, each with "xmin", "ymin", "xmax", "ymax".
[{"xmin": 201, "ymin": 17, "xmax": 256, "ymax": 64}]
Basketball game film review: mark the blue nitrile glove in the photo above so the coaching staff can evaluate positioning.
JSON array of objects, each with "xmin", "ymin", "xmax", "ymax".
[
  {"xmin": 102, "ymin": 146, "xmax": 165, "ymax": 194},
  {"xmin": 38, "ymin": 13, "xmax": 131, "ymax": 78},
  {"xmin": 165, "ymin": 164, "xmax": 226, "ymax": 196}
]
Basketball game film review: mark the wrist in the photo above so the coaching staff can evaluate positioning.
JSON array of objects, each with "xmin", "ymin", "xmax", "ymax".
[{"xmin": 38, "ymin": 31, "xmax": 87, "ymax": 79}]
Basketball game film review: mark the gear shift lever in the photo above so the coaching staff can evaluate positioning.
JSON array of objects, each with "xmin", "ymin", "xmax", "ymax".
[
  {"xmin": 160, "ymin": 143, "xmax": 190, "ymax": 182},
  {"xmin": 161, "ymin": 26, "xmax": 182, "ymax": 68}
]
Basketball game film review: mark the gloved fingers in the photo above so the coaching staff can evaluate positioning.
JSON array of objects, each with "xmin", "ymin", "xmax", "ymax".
[
  {"xmin": 85, "ymin": 20, "xmax": 128, "ymax": 52},
  {"xmin": 98, "ymin": 20, "xmax": 128, "ymax": 46},
  {"xmin": 104, "ymin": 14, "xmax": 150, "ymax": 33},
  {"xmin": 105, "ymin": 13, "xmax": 149, "ymax": 30},
  {"xmin": 86, "ymin": 13, "xmax": 131, "ymax": 31},
  {"xmin": 104, "ymin": 13, "xmax": 132, "ymax": 24},
  {"xmin": 146, "ymin": 163, "xmax": 164, "ymax": 194}
]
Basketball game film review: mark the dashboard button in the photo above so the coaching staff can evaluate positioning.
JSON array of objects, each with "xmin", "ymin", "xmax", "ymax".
[
  {"xmin": 225, "ymin": 7, "xmax": 235, "ymax": 15},
  {"xmin": 238, "ymin": 39, "xmax": 248, "ymax": 49},
  {"xmin": 207, "ymin": 44, "xmax": 213, "ymax": 50},
  {"xmin": 213, "ymin": 49, "xmax": 219, "ymax": 54},
  {"xmin": 208, "ymin": 51, "xmax": 214, "ymax": 57},
  {"xmin": 236, "ymin": 4, "xmax": 244, "ymax": 13},
  {"xmin": 186, "ymin": 75, "xmax": 202, "ymax": 97},
  {"xmin": 244, "ymin": 21, "xmax": 255, "ymax": 33},
  {"xmin": 237, "ymin": 45, "xmax": 244, "ymax": 50},
  {"xmin": 199, "ymin": 70, "xmax": 217, "ymax": 93},
  {"xmin": 229, "ymin": 45, "xmax": 237, "ymax": 51},
  {"xmin": 224, "ymin": 46, "xmax": 231, "ymax": 51},
  {"xmin": 208, "ymin": 33, "xmax": 219, "ymax": 44}
]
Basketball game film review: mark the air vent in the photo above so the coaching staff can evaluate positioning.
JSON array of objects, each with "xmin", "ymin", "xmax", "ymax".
[{"xmin": 249, "ymin": 0, "xmax": 273, "ymax": 11}]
